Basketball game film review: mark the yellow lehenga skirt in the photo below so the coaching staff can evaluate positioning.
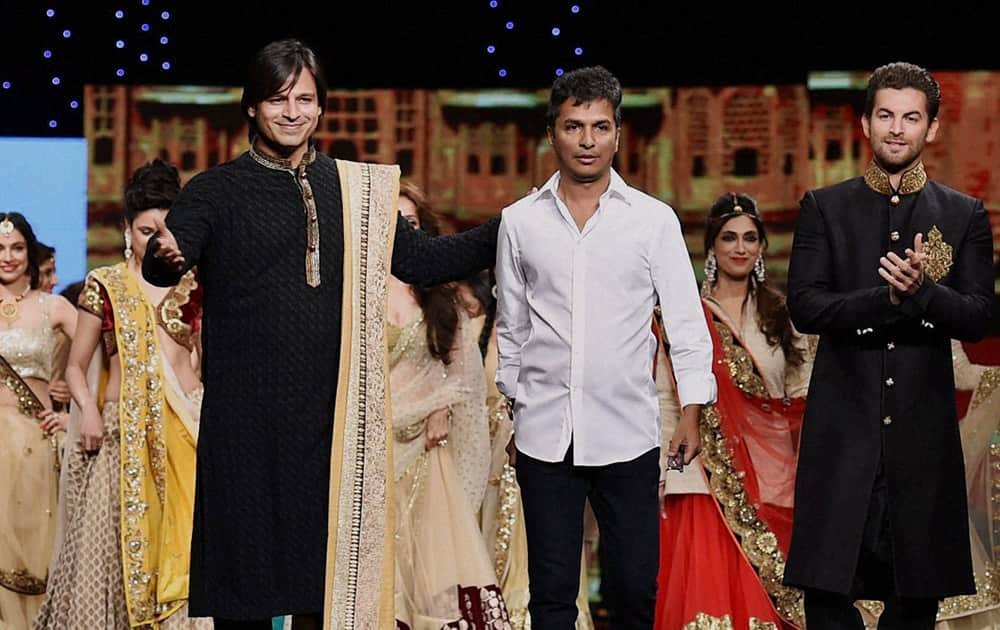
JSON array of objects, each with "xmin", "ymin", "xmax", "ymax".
[{"xmin": 0, "ymin": 403, "xmax": 59, "ymax": 630}]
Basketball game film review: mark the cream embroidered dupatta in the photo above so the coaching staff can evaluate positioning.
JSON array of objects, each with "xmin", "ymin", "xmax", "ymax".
[{"xmin": 324, "ymin": 160, "xmax": 399, "ymax": 630}]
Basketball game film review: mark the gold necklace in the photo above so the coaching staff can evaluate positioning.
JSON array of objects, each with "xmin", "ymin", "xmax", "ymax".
[{"xmin": 0, "ymin": 282, "xmax": 31, "ymax": 323}]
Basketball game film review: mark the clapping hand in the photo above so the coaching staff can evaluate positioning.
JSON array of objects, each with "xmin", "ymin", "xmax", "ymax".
[{"xmin": 879, "ymin": 233, "xmax": 926, "ymax": 304}]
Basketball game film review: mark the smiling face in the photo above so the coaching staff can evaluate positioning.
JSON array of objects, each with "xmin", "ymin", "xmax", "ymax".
[
  {"xmin": 547, "ymin": 97, "xmax": 620, "ymax": 184},
  {"xmin": 247, "ymin": 69, "xmax": 322, "ymax": 164},
  {"xmin": 862, "ymin": 87, "xmax": 938, "ymax": 174},
  {"xmin": 711, "ymin": 214, "xmax": 762, "ymax": 283},
  {"xmin": 0, "ymin": 229, "xmax": 29, "ymax": 286}
]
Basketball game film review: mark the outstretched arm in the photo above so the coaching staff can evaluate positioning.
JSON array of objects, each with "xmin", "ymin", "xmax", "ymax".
[
  {"xmin": 391, "ymin": 216, "xmax": 500, "ymax": 287},
  {"xmin": 144, "ymin": 181, "xmax": 216, "ymax": 287}
]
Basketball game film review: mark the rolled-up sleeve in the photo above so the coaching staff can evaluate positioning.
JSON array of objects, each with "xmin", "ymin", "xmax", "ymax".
[
  {"xmin": 649, "ymin": 211, "xmax": 717, "ymax": 407},
  {"xmin": 494, "ymin": 216, "xmax": 529, "ymax": 399}
]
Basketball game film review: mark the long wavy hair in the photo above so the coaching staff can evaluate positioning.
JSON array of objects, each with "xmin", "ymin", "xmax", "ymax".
[
  {"xmin": 400, "ymin": 182, "xmax": 459, "ymax": 365},
  {"xmin": 703, "ymin": 193, "xmax": 804, "ymax": 367}
]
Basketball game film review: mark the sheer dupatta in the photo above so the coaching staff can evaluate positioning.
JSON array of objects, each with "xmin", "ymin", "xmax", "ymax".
[{"xmin": 697, "ymin": 302, "xmax": 807, "ymax": 627}]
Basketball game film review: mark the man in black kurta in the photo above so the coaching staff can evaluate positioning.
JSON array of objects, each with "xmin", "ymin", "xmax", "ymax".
[
  {"xmin": 783, "ymin": 63, "xmax": 994, "ymax": 629},
  {"xmin": 143, "ymin": 40, "xmax": 499, "ymax": 627}
]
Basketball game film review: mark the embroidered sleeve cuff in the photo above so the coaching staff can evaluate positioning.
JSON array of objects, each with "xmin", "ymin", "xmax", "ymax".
[{"xmin": 676, "ymin": 374, "xmax": 717, "ymax": 408}]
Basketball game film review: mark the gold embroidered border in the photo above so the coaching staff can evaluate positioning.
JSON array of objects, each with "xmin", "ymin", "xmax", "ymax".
[
  {"xmin": 0, "ymin": 567, "xmax": 46, "ymax": 595},
  {"xmin": 699, "ymin": 405, "xmax": 805, "ymax": 627},
  {"xmin": 863, "ymin": 161, "xmax": 927, "ymax": 196},
  {"xmin": 95, "ymin": 264, "xmax": 172, "ymax": 625},
  {"xmin": 326, "ymin": 160, "xmax": 399, "ymax": 630},
  {"xmin": 714, "ymin": 321, "xmax": 768, "ymax": 398},
  {"xmin": 157, "ymin": 269, "xmax": 197, "ymax": 351},
  {"xmin": 0, "ymin": 354, "xmax": 45, "ymax": 419}
]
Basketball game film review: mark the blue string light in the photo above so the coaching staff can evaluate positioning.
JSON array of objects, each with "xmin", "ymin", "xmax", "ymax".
[
  {"xmin": 140, "ymin": 53, "xmax": 149, "ymax": 62},
  {"xmin": 141, "ymin": 23, "xmax": 150, "ymax": 31},
  {"xmin": 556, "ymin": 68, "xmax": 564, "ymax": 76},
  {"xmin": 487, "ymin": 45, "xmax": 496, "ymax": 54},
  {"xmin": 45, "ymin": 9, "xmax": 55, "ymax": 17},
  {"xmin": 489, "ymin": 0, "xmax": 498, "ymax": 6},
  {"xmin": 574, "ymin": 46, "xmax": 583, "ymax": 55},
  {"xmin": 505, "ymin": 21, "xmax": 514, "ymax": 29},
  {"xmin": 551, "ymin": 27, "xmax": 561, "ymax": 36},
  {"xmin": 116, "ymin": 68, "xmax": 125, "ymax": 77},
  {"xmin": 160, "ymin": 36, "xmax": 169, "ymax": 44},
  {"xmin": 48, "ymin": 120, "xmax": 58, "ymax": 128},
  {"xmin": 571, "ymin": 5, "xmax": 580, "ymax": 13},
  {"xmin": 499, "ymin": 68, "xmax": 507, "ymax": 77},
  {"xmin": 62, "ymin": 29, "xmax": 71, "ymax": 38},
  {"xmin": 115, "ymin": 10, "xmax": 125, "ymax": 19},
  {"xmin": 116, "ymin": 39, "xmax": 125, "ymax": 48},
  {"xmin": 43, "ymin": 50, "xmax": 52, "ymax": 58},
  {"xmin": 161, "ymin": 10, "xmax": 170, "ymax": 19},
  {"xmin": 162, "ymin": 61, "xmax": 171, "ymax": 70},
  {"xmin": 1, "ymin": 81, "xmax": 10, "ymax": 90},
  {"xmin": 51, "ymin": 76, "xmax": 61, "ymax": 85},
  {"xmin": 70, "ymin": 100, "xmax": 79, "ymax": 109},
  {"xmin": 142, "ymin": 0, "xmax": 150, "ymax": 5}
]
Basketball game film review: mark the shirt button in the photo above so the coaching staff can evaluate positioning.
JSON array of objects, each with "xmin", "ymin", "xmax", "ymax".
[
  {"xmin": 890, "ymin": 194, "xmax": 901, "ymax": 206},
  {"xmin": 890, "ymin": 231, "xmax": 900, "ymax": 242},
  {"xmin": 883, "ymin": 415, "xmax": 893, "ymax": 426},
  {"xmin": 885, "ymin": 378, "xmax": 894, "ymax": 387}
]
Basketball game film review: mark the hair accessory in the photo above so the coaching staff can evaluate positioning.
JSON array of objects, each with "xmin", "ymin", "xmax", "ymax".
[
  {"xmin": 731, "ymin": 192, "xmax": 743, "ymax": 214},
  {"xmin": 0, "ymin": 217, "xmax": 14, "ymax": 236}
]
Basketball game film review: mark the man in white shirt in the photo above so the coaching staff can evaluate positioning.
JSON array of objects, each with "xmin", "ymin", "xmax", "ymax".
[{"xmin": 494, "ymin": 66, "xmax": 716, "ymax": 629}]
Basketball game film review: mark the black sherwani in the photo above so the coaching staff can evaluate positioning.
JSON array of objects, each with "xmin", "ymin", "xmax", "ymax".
[
  {"xmin": 782, "ymin": 174, "xmax": 994, "ymax": 599},
  {"xmin": 144, "ymin": 150, "xmax": 498, "ymax": 618}
]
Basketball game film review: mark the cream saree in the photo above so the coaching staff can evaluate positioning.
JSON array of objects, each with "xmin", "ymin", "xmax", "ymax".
[
  {"xmin": 0, "ymin": 358, "xmax": 57, "ymax": 630},
  {"xmin": 390, "ymin": 307, "xmax": 510, "ymax": 629}
]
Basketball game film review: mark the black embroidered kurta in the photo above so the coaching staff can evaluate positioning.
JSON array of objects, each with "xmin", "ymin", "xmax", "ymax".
[
  {"xmin": 783, "ymin": 170, "xmax": 994, "ymax": 599},
  {"xmin": 144, "ymin": 150, "xmax": 499, "ymax": 619}
]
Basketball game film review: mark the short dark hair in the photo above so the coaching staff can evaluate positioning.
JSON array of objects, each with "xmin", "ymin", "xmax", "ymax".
[
  {"xmin": 546, "ymin": 65, "xmax": 623, "ymax": 128},
  {"xmin": 864, "ymin": 62, "xmax": 941, "ymax": 120},
  {"xmin": 241, "ymin": 39, "xmax": 327, "ymax": 142},
  {"xmin": 0, "ymin": 212, "xmax": 42, "ymax": 288},
  {"xmin": 36, "ymin": 241, "xmax": 55, "ymax": 263},
  {"xmin": 124, "ymin": 158, "xmax": 181, "ymax": 223}
]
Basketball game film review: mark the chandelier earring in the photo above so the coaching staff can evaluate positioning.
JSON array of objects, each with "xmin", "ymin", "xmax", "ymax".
[
  {"xmin": 702, "ymin": 251, "xmax": 717, "ymax": 294},
  {"xmin": 124, "ymin": 230, "xmax": 133, "ymax": 260},
  {"xmin": 754, "ymin": 254, "xmax": 766, "ymax": 283}
]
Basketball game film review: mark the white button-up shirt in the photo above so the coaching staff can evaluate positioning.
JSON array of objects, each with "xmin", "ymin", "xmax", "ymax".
[{"xmin": 495, "ymin": 169, "xmax": 716, "ymax": 466}]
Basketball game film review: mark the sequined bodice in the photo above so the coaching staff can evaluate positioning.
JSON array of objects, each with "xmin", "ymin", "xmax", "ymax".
[{"xmin": 0, "ymin": 295, "xmax": 58, "ymax": 382}]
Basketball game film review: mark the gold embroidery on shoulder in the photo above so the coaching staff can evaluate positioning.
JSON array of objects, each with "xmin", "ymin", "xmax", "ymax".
[
  {"xmin": 157, "ymin": 270, "xmax": 197, "ymax": 350},
  {"xmin": 715, "ymin": 321, "xmax": 768, "ymax": 398},
  {"xmin": 924, "ymin": 226, "xmax": 954, "ymax": 282},
  {"xmin": 78, "ymin": 274, "xmax": 105, "ymax": 318}
]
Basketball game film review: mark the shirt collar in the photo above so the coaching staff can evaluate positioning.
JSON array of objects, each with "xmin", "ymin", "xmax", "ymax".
[{"xmin": 532, "ymin": 168, "xmax": 632, "ymax": 205}]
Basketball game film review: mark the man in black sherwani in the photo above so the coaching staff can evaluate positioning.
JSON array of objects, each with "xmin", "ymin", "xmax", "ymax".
[{"xmin": 783, "ymin": 62, "xmax": 995, "ymax": 629}]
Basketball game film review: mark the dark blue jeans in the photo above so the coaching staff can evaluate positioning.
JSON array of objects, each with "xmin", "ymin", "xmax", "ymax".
[{"xmin": 516, "ymin": 444, "xmax": 660, "ymax": 630}]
